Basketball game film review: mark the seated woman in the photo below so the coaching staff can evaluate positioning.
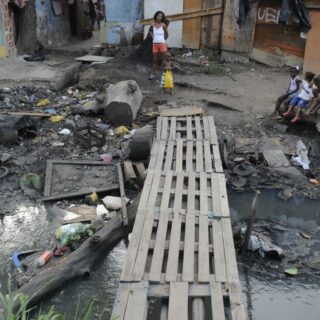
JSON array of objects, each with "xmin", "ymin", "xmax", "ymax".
[{"xmin": 306, "ymin": 75, "xmax": 320, "ymax": 116}]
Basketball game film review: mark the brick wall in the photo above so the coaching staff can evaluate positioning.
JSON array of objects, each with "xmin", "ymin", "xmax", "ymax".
[{"xmin": 0, "ymin": 0, "xmax": 17, "ymax": 57}]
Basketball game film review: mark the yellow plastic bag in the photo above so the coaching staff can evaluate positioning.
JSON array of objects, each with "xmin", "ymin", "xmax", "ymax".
[
  {"xmin": 115, "ymin": 126, "xmax": 129, "ymax": 135},
  {"xmin": 37, "ymin": 99, "xmax": 50, "ymax": 107},
  {"xmin": 49, "ymin": 115, "xmax": 64, "ymax": 123},
  {"xmin": 164, "ymin": 71, "xmax": 173, "ymax": 89}
]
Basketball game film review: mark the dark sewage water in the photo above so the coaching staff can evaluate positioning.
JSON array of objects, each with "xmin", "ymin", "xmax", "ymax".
[{"xmin": 0, "ymin": 190, "xmax": 320, "ymax": 319}]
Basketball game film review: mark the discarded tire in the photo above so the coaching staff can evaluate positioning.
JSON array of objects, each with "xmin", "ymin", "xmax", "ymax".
[
  {"xmin": 233, "ymin": 163, "xmax": 255, "ymax": 177},
  {"xmin": 0, "ymin": 166, "xmax": 9, "ymax": 179}
]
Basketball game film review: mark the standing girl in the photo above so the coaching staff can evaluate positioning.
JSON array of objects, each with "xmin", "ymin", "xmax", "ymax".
[{"xmin": 148, "ymin": 11, "xmax": 169, "ymax": 80}]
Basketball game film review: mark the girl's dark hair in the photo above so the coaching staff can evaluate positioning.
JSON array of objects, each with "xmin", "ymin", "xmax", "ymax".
[
  {"xmin": 305, "ymin": 71, "xmax": 315, "ymax": 82},
  {"xmin": 153, "ymin": 11, "xmax": 169, "ymax": 26}
]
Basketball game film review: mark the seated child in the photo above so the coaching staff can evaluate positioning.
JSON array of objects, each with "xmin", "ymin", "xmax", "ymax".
[
  {"xmin": 273, "ymin": 66, "xmax": 301, "ymax": 115},
  {"xmin": 160, "ymin": 53, "xmax": 173, "ymax": 94},
  {"xmin": 283, "ymin": 72, "xmax": 317, "ymax": 123},
  {"xmin": 306, "ymin": 75, "xmax": 320, "ymax": 116}
]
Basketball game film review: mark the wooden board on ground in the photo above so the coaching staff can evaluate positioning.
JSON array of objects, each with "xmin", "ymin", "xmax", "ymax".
[
  {"xmin": 168, "ymin": 282, "xmax": 189, "ymax": 320},
  {"xmin": 159, "ymin": 106, "xmax": 204, "ymax": 117},
  {"xmin": 43, "ymin": 160, "xmax": 119, "ymax": 201},
  {"xmin": 75, "ymin": 55, "xmax": 114, "ymax": 63}
]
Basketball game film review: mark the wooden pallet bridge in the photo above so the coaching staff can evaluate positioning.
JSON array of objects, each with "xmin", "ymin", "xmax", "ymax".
[{"xmin": 111, "ymin": 116, "xmax": 246, "ymax": 320}]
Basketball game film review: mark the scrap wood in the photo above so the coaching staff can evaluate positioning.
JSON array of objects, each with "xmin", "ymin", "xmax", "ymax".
[
  {"xmin": 117, "ymin": 162, "xmax": 128, "ymax": 226},
  {"xmin": 159, "ymin": 105, "xmax": 204, "ymax": 117},
  {"xmin": 123, "ymin": 161, "xmax": 137, "ymax": 182},
  {"xmin": 141, "ymin": 7, "xmax": 223, "ymax": 25},
  {"xmin": 0, "ymin": 111, "xmax": 51, "ymax": 117}
]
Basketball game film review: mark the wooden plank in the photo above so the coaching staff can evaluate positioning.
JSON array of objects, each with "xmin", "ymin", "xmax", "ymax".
[
  {"xmin": 203, "ymin": 140, "xmax": 213, "ymax": 172},
  {"xmin": 148, "ymin": 141, "xmax": 159, "ymax": 170},
  {"xmin": 0, "ymin": 111, "xmax": 51, "ymax": 117},
  {"xmin": 183, "ymin": 0, "xmax": 202, "ymax": 48},
  {"xmin": 132, "ymin": 171, "xmax": 162, "ymax": 281},
  {"xmin": 160, "ymin": 106, "xmax": 204, "ymax": 117},
  {"xmin": 155, "ymin": 140, "xmax": 166, "ymax": 171},
  {"xmin": 211, "ymin": 173, "xmax": 227, "ymax": 282},
  {"xmin": 164, "ymin": 141, "xmax": 175, "ymax": 171},
  {"xmin": 117, "ymin": 162, "xmax": 128, "ymax": 226},
  {"xmin": 166, "ymin": 172, "xmax": 184, "ymax": 282},
  {"xmin": 149, "ymin": 172, "xmax": 173, "ymax": 282},
  {"xmin": 195, "ymin": 117, "xmax": 202, "ymax": 140},
  {"xmin": 157, "ymin": 117, "xmax": 162, "ymax": 140},
  {"xmin": 196, "ymin": 140, "xmax": 204, "ymax": 172},
  {"xmin": 219, "ymin": 174, "xmax": 230, "ymax": 217},
  {"xmin": 161, "ymin": 117, "xmax": 169, "ymax": 140},
  {"xmin": 210, "ymin": 276, "xmax": 225, "ymax": 320},
  {"xmin": 44, "ymin": 160, "xmax": 53, "ymax": 197},
  {"xmin": 202, "ymin": 116, "xmax": 210, "ymax": 140},
  {"xmin": 141, "ymin": 7, "xmax": 223, "ymax": 25},
  {"xmin": 186, "ymin": 141, "xmax": 193, "ymax": 172},
  {"xmin": 176, "ymin": 139, "xmax": 183, "ymax": 171},
  {"xmin": 222, "ymin": 219, "xmax": 239, "ymax": 283},
  {"xmin": 123, "ymin": 161, "xmax": 137, "ymax": 182},
  {"xmin": 182, "ymin": 172, "xmax": 195, "ymax": 282},
  {"xmin": 169, "ymin": 117, "xmax": 176, "ymax": 139},
  {"xmin": 110, "ymin": 283, "xmax": 131, "ymax": 320},
  {"xmin": 229, "ymin": 282, "xmax": 246, "ymax": 320},
  {"xmin": 187, "ymin": 117, "xmax": 193, "ymax": 140},
  {"xmin": 124, "ymin": 282, "xmax": 149, "ymax": 320},
  {"xmin": 212, "ymin": 145, "xmax": 223, "ymax": 173},
  {"xmin": 168, "ymin": 282, "xmax": 189, "ymax": 320},
  {"xmin": 121, "ymin": 172, "xmax": 155, "ymax": 281},
  {"xmin": 199, "ymin": 172, "xmax": 208, "ymax": 215},
  {"xmin": 198, "ymin": 215, "xmax": 210, "ymax": 283},
  {"xmin": 208, "ymin": 116, "xmax": 218, "ymax": 145}
]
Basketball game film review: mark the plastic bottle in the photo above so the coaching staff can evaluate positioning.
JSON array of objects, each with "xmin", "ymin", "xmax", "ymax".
[{"xmin": 36, "ymin": 250, "xmax": 53, "ymax": 267}]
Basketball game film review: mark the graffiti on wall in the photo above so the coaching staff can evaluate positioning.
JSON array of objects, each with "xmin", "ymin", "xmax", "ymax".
[
  {"xmin": 257, "ymin": 7, "xmax": 280, "ymax": 24},
  {"xmin": 0, "ymin": 4, "xmax": 6, "ymax": 57}
]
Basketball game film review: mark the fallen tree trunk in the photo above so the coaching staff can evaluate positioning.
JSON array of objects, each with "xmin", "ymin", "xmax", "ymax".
[
  {"xmin": 11, "ymin": 193, "xmax": 141, "ymax": 311},
  {"xmin": 103, "ymin": 80, "xmax": 143, "ymax": 126}
]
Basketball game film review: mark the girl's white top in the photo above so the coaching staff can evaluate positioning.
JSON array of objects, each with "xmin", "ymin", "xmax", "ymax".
[
  {"xmin": 298, "ymin": 80, "xmax": 316, "ymax": 100},
  {"xmin": 153, "ymin": 23, "xmax": 165, "ymax": 43},
  {"xmin": 289, "ymin": 76, "xmax": 300, "ymax": 92}
]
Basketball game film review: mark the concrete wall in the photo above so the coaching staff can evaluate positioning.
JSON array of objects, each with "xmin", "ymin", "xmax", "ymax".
[
  {"xmin": 102, "ymin": 0, "xmax": 143, "ymax": 45},
  {"xmin": 35, "ymin": 0, "xmax": 71, "ymax": 48},
  {"xmin": 0, "ymin": 2, "xmax": 6, "ymax": 57}
]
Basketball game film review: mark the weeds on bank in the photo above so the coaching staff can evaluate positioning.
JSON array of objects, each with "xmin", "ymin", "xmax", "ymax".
[{"xmin": 0, "ymin": 285, "xmax": 94, "ymax": 320}]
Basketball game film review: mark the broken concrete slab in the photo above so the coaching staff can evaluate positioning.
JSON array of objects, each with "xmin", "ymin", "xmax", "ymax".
[
  {"xmin": 159, "ymin": 105, "xmax": 204, "ymax": 117},
  {"xmin": 269, "ymin": 166, "xmax": 304, "ymax": 179},
  {"xmin": 221, "ymin": 51, "xmax": 250, "ymax": 64},
  {"xmin": 49, "ymin": 63, "xmax": 81, "ymax": 91},
  {"xmin": 263, "ymin": 150, "xmax": 290, "ymax": 168},
  {"xmin": 75, "ymin": 55, "xmax": 114, "ymax": 63}
]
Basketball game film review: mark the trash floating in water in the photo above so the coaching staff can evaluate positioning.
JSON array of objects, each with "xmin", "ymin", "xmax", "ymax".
[{"xmin": 284, "ymin": 267, "xmax": 298, "ymax": 276}]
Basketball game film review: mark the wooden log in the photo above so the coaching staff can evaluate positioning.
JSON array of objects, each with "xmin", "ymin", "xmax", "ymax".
[
  {"xmin": 103, "ymin": 80, "xmax": 143, "ymax": 126},
  {"xmin": 11, "ymin": 193, "xmax": 141, "ymax": 311}
]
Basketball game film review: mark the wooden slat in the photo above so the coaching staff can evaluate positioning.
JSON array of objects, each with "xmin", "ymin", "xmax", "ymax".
[
  {"xmin": 161, "ymin": 117, "xmax": 169, "ymax": 140},
  {"xmin": 200, "ymin": 172, "xmax": 208, "ymax": 215},
  {"xmin": 186, "ymin": 141, "xmax": 193, "ymax": 172},
  {"xmin": 155, "ymin": 140, "xmax": 166, "ymax": 171},
  {"xmin": 183, "ymin": 0, "xmax": 202, "ymax": 49},
  {"xmin": 157, "ymin": 117, "xmax": 162, "ymax": 140},
  {"xmin": 44, "ymin": 160, "xmax": 53, "ymax": 197},
  {"xmin": 169, "ymin": 117, "xmax": 176, "ymax": 140},
  {"xmin": 149, "ymin": 172, "xmax": 173, "ymax": 282},
  {"xmin": 187, "ymin": 117, "xmax": 193, "ymax": 140},
  {"xmin": 196, "ymin": 140, "xmax": 204, "ymax": 172},
  {"xmin": 124, "ymin": 282, "xmax": 149, "ymax": 320},
  {"xmin": 210, "ymin": 276, "xmax": 225, "ymax": 320},
  {"xmin": 203, "ymin": 116, "xmax": 210, "ymax": 140},
  {"xmin": 182, "ymin": 172, "xmax": 195, "ymax": 282},
  {"xmin": 176, "ymin": 139, "xmax": 183, "ymax": 171},
  {"xmin": 198, "ymin": 215, "xmax": 210, "ymax": 283},
  {"xmin": 212, "ymin": 144, "xmax": 223, "ymax": 173},
  {"xmin": 120, "ymin": 172, "xmax": 155, "ymax": 281},
  {"xmin": 164, "ymin": 141, "xmax": 175, "ymax": 171},
  {"xmin": 168, "ymin": 282, "xmax": 189, "ymax": 320},
  {"xmin": 204, "ymin": 140, "xmax": 213, "ymax": 172},
  {"xmin": 229, "ymin": 282, "xmax": 246, "ymax": 320},
  {"xmin": 111, "ymin": 283, "xmax": 131, "ymax": 320},
  {"xmin": 166, "ymin": 172, "xmax": 184, "ymax": 282},
  {"xmin": 148, "ymin": 141, "xmax": 159, "ymax": 170},
  {"xmin": 208, "ymin": 116, "xmax": 218, "ymax": 144},
  {"xmin": 132, "ymin": 171, "xmax": 162, "ymax": 281},
  {"xmin": 211, "ymin": 173, "xmax": 227, "ymax": 282},
  {"xmin": 117, "ymin": 162, "xmax": 128, "ymax": 226},
  {"xmin": 195, "ymin": 117, "xmax": 202, "ymax": 140}
]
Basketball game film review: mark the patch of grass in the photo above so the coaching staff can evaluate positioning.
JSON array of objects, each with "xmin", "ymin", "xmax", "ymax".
[{"xmin": 0, "ymin": 285, "xmax": 94, "ymax": 320}]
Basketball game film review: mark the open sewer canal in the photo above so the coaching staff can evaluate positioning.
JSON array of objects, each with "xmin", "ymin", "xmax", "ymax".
[{"xmin": 0, "ymin": 190, "xmax": 319, "ymax": 319}]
